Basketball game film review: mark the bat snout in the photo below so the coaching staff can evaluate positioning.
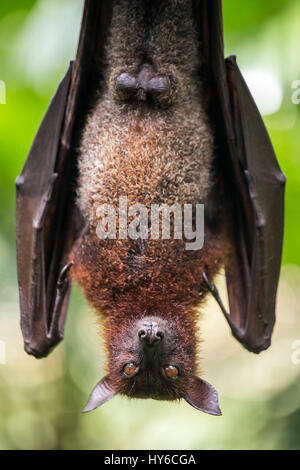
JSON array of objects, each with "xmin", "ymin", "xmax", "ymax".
[{"xmin": 138, "ymin": 321, "xmax": 164, "ymax": 347}]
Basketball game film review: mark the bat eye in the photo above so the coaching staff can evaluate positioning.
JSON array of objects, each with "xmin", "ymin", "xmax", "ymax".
[
  {"xmin": 163, "ymin": 365, "xmax": 179, "ymax": 380},
  {"xmin": 123, "ymin": 362, "xmax": 138, "ymax": 378}
]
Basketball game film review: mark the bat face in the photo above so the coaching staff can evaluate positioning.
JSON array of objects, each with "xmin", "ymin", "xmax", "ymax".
[
  {"xmin": 83, "ymin": 316, "xmax": 221, "ymax": 416},
  {"xmin": 105, "ymin": 316, "xmax": 194, "ymax": 400}
]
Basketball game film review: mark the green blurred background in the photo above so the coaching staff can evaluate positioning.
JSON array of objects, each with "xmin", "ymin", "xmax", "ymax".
[{"xmin": 0, "ymin": 0, "xmax": 300, "ymax": 450}]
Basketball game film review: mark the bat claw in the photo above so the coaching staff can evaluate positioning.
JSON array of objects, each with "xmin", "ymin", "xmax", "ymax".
[{"xmin": 57, "ymin": 262, "xmax": 73, "ymax": 287}]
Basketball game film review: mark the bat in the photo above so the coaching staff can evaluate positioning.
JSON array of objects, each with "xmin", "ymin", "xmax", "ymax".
[{"xmin": 15, "ymin": 0, "xmax": 285, "ymax": 416}]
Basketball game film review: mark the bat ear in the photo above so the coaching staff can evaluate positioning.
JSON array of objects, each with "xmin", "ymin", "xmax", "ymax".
[
  {"xmin": 184, "ymin": 375, "xmax": 222, "ymax": 416},
  {"xmin": 83, "ymin": 375, "xmax": 117, "ymax": 413}
]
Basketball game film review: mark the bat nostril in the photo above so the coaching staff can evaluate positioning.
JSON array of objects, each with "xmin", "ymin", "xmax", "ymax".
[
  {"xmin": 138, "ymin": 329, "xmax": 146, "ymax": 339},
  {"xmin": 156, "ymin": 330, "xmax": 164, "ymax": 340}
]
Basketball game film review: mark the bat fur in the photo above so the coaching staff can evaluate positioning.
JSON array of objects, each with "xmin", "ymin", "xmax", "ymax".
[{"xmin": 71, "ymin": 0, "xmax": 225, "ymax": 413}]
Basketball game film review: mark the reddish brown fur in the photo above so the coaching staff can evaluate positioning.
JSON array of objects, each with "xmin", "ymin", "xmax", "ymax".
[
  {"xmin": 72, "ymin": 224, "xmax": 225, "ymax": 391},
  {"xmin": 72, "ymin": 231, "xmax": 223, "ymax": 316}
]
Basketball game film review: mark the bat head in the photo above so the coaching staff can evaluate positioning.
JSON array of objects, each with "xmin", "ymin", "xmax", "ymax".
[{"xmin": 83, "ymin": 315, "xmax": 221, "ymax": 416}]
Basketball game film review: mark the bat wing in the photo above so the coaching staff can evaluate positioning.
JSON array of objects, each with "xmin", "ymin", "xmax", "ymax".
[
  {"xmin": 15, "ymin": 1, "xmax": 113, "ymax": 358},
  {"xmin": 199, "ymin": 1, "xmax": 286, "ymax": 353},
  {"xmin": 16, "ymin": 64, "xmax": 75, "ymax": 357},
  {"xmin": 223, "ymin": 56, "xmax": 285, "ymax": 353}
]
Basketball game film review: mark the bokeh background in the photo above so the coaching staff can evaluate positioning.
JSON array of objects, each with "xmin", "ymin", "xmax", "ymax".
[{"xmin": 0, "ymin": 0, "xmax": 300, "ymax": 450}]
